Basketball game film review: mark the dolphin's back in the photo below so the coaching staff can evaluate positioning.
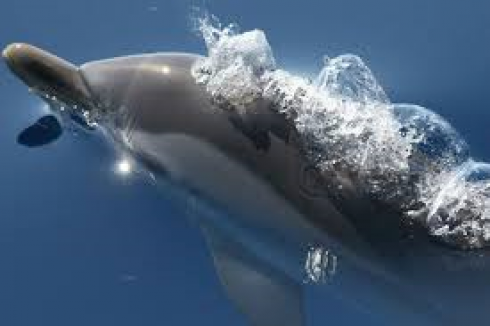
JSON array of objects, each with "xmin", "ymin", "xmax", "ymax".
[{"xmin": 80, "ymin": 53, "xmax": 201, "ymax": 110}]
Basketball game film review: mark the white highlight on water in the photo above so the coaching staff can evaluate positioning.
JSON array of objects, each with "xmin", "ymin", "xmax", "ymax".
[
  {"xmin": 117, "ymin": 158, "xmax": 132, "ymax": 175},
  {"xmin": 191, "ymin": 15, "xmax": 490, "ymax": 249},
  {"xmin": 304, "ymin": 246, "xmax": 337, "ymax": 284}
]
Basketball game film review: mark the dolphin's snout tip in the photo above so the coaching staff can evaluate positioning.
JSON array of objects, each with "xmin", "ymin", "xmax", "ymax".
[
  {"xmin": 2, "ymin": 44, "xmax": 13, "ymax": 60},
  {"xmin": 2, "ymin": 47, "xmax": 8, "ymax": 60},
  {"xmin": 3, "ymin": 43, "xmax": 23, "ymax": 61}
]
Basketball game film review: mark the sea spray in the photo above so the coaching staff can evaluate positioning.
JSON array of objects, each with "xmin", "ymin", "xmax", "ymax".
[{"xmin": 191, "ymin": 15, "xmax": 490, "ymax": 249}]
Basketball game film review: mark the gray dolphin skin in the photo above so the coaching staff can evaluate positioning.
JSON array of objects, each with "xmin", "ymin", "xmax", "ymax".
[{"xmin": 3, "ymin": 43, "xmax": 480, "ymax": 326}]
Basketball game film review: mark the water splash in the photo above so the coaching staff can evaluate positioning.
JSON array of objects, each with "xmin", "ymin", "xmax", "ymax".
[
  {"xmin": 393, "ymin": 104, "xmax": 471, "ymax": 213},
  {"xmin": 192, "ymin": 15, "xmax": 490, "ymax": 249},
  {"xmin": 304, "ymin": 246, "xmax": 338, "ymax": 284},
  {"xmin": 192, "ymin": 14, "xmax": 275, "ymax": 110},
  {"xmin": 315, "ymin": 54, "xmax": 389, "ymax": 104},
  {"xmin": 31, "ymin": 88, "xmax": 99, "ymax": 132},
  {"xmin": 428, "ymin": 161, "xmax": 490, "ymax": 249}
]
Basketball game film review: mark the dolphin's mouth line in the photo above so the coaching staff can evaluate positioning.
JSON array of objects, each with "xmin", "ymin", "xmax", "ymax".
[
  {"xmin": 3, "ymin": 43, "xmax": 103, "ymax": 129},
  {"xmin": 26, "ymin": 86, "xmax": 99, "ymax": 134}
]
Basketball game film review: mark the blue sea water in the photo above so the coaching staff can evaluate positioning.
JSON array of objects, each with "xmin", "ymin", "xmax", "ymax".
[{"xmin": 0, "ymin": 1, "xmax": 490, "ymax": 325}]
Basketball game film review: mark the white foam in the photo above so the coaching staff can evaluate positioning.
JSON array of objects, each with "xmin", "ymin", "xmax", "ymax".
[
  {"xmin": 428, "ymin": 161, "xmax": 490, "ymax": 249},
  {"xmin": 192, "ymin": 15, "xmax": 275, "ymax": 109},
  {"xmin": 192, "ymin": 16, "xmax": 490, "ymax": 249}
]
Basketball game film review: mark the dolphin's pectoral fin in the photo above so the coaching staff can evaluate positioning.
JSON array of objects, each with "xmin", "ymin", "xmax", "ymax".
[
  {"xmin": 17, "ymin": 115, "xmax": 62, "ymax": 147},
  {"xmin": 200, "ymin": 224, "xmax": 306, "ymax": 326}
]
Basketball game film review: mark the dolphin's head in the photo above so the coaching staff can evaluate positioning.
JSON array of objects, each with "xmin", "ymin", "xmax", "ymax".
[{"xmin": 3, "ymin": 43, "xmax": 208, "ymax": 147}]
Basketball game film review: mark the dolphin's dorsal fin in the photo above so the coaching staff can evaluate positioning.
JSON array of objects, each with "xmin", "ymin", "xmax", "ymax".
[{"xmin": 200, "ymin": 223, "xmax": 305, "ymax": 326}]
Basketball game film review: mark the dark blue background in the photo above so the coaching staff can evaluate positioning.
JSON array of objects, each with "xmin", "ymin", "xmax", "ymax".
[{"xmin": 0, "ymin": 1, "xmax": 489, "ymax": 325}]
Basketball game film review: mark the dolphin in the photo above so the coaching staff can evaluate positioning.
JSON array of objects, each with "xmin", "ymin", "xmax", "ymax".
[{"xmin": 3, "ymin": 43, "xmax": 483, "ymax": 326}]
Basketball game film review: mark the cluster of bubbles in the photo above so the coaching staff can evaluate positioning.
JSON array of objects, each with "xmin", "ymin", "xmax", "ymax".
[
  {"xmin": 428, "ymin": 162, "xmax": 490, "ymax": 248},
  {"xmin": 191, "ymin": 15, "xmax": 490, "ymax": 249},
  {"xmin": 31, "ymin": 88, "xmax": 99, "ymax": 132},
  {"xmin": 304, "ymin": 246, "xmax": 338, "ymax": 284}
]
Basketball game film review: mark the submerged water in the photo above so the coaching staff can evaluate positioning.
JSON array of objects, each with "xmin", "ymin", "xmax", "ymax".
[{"xmin": 1, "ymin": 1, "xmax": 490, "ymax": 326}]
